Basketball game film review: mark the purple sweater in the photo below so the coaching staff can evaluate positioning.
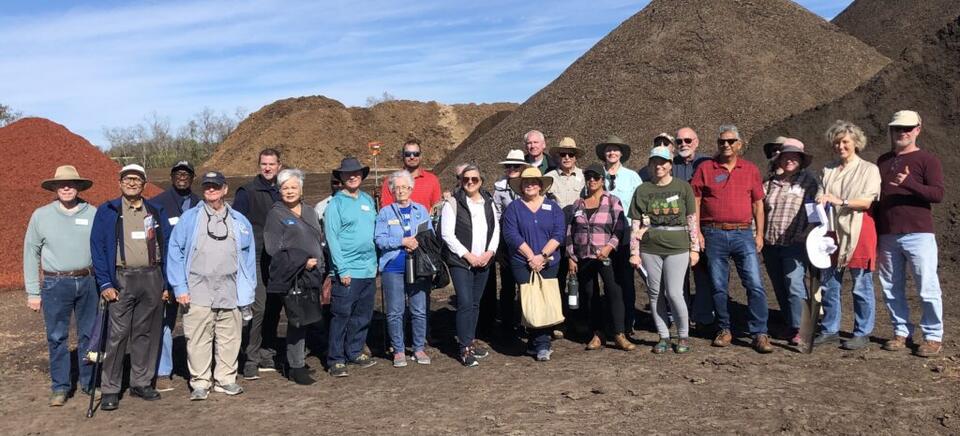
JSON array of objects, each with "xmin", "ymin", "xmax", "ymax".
[
  {"xmin": 876, "ymin": 149, "xmax": 944, "ymax": 235},
  {"xmin": 502, "ymin": 198, "xmax": 566, "ymax": 268}
]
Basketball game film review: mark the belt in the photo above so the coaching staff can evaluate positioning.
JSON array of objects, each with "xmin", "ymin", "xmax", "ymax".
[
  {"xmin": 649, "ymin": 225, "xmax": 688, "ymax": 231},
  {"xmin": 43, "ymin": 267, "xmax": 92, "ymax": 277},
  {"xmin": 116, "ymin": 265, "xmax": 160, "ymax": 273},
  {"xmin": 704, "ymin": 222, "xmax": 752, "ymax": 231}
]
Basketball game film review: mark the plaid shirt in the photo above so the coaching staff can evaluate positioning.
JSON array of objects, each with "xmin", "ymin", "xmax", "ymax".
[
  {"xmin": 566, "ymin": 192, "xmax": 625, "ymax": 262},
  {"xmin": 763, "ymin": 170, "xmax": 818, "ymax": 246}
]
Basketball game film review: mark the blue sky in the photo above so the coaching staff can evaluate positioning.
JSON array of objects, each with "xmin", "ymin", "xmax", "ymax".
[{"xmin": 0, "ymin": 0, "xmax": 852, "ymax": 147}]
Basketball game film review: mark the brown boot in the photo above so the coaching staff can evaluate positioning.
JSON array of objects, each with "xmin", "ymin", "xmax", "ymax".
[
  {"xmin": 882, "ymin": 335, "xmax": 909, "ymax": 351},
  {"xmin": 753, "ymin": 334, "xmax": 774, "ymax": 354},
  {"xmin": 915, "ymin": 340, "xmax": 943, "ymax": 357},
  {"xmin": 586, "ymin": 333, "xmax": 602, "ymax": 350},
  {"xmin": 712, "ymin": 329, "xmax": 732, "ymax": 347},
  {"xmin": 613, "ymin": 333, "xmax": 636, "ymax": 351}
]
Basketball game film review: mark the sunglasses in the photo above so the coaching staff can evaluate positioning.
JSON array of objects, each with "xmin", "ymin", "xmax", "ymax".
[
  {"xmin": 608, "ymin": 174, "xmax": 616, "ymax": 190},
  {"xmin": 403, "ymin": 151, "xmax": 421, "ymax": 158},
  {"xmin": 557, "ymin": 152, "xmax": 577, "ymax": 158},
  {"xmin": 505, "ymin": 164, "xmax": 524, "ymax": 170},
  {"xmin": 676, "ymin": 138, "xmax": 694, "ymax": 145},
  {"xmin": 204, "ymin": 209, "xmax": 229, "ymax": 241},
  {"xmin": 585, "ymin": 173, "xmax": 603, "ymax": 181},
  {"xmin": 891, "ymin": 125, "xmax": 917, "ymax": 133},
  {"xmin": 717, "ymin": 138, "xmax": 739, "ymax": 146},
  {"xmin": 461, "ymin": 176, "xmax": 481, "ymax": 184}
]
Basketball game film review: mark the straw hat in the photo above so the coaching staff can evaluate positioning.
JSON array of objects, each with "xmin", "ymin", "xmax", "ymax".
[
  {"xmin": 595, "ymin": 135, "xmax": 632, "ymax": 162},
  {"xmin": 508, "ymin": 167, "xmax": 554, "ymax": 194},
  {"xmin": 498, "ymin": 149, "xmax": 530, "ymax": 166},
  {"xmin": 550, "ymin": 137, "xmax": 582, "ymax": 157},
  {"xmin": 41, "ymin": 165, "xmax": 93, "ymax": 191}
]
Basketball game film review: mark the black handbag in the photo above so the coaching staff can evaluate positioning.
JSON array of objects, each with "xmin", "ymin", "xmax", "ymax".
[{"xmin": 283, "ymin": 276, "xmax": 323, "ymax": 328}]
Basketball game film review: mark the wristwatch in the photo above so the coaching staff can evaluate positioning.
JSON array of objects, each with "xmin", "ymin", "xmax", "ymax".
[{"xmin": 841, "ymin": 199, "xmax": 849, "ymax": 208}]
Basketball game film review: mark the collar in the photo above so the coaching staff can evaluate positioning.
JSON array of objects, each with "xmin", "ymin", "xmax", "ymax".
[
  {"xmin": 203, "ymin": 202, "xmax": 228, "ymax": 218},
  {"xmin": 558, "ymin": 167, "xmax": 581, "ymax": 176},
  {"xmin": 710, "ymin": 158, "xmax": 743, "ymax": 170},
  {"xmin": 122, "ymin": 196, "xmax": 144, "ymax": 211}
]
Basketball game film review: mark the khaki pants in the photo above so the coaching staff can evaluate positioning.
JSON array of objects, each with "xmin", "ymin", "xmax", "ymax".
[{"xmin": 182, "ymin": 305, "xmax": 242, "ymax": 390}]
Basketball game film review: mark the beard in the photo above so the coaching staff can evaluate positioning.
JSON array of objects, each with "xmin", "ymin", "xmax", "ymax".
[{"xmin": 677, "ymin": 148, "xmax": 693, "ymax": 158}]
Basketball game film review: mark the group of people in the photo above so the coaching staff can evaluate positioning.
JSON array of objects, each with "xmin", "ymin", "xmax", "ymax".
[{"xmin": 23, "ymin": 110, "xmax": 945, "ymax": 409}]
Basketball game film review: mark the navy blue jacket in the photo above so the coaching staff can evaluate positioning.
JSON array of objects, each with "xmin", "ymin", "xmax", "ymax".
[
  {"xmin": 151, "ymin": 187, "xmax": 200, "ymax": 224},
  {"xmin": 90, "ymin": 197, "xmax": 172, "ymax": 292}
]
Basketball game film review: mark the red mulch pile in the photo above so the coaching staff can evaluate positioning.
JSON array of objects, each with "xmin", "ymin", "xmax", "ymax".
[{"xmin": 0, "ymin": 118, "xmax": 162, "ymax": 289}]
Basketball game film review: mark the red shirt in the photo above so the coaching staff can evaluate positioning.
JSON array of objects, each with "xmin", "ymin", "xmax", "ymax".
[
  {"xmin": 380, "ymin": 169, "xmax": 442, "ymax": 209},
  {"xmin": 691, "ymin": 158, "xmax": 764, "ymax": 224}
]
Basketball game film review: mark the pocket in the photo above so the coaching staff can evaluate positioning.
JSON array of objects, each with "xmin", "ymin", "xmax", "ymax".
[{"xmin": 331, "ymin": 281, "xmax": 350, "ymax": 298}]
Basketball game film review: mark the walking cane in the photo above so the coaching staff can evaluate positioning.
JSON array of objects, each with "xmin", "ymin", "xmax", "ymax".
[
  {"xmin": 368, "ymin": 141, "xmax": 390, "ymax": 355},
  {"xmin": 86, "ymin": 298, "xmax": 110, "ymax": 418}
]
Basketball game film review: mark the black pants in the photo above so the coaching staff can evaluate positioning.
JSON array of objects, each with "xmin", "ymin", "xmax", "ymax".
[
  {"xmin": 613, "ymin": 247, "xmax": 637, "ymax": 331},
  {"xmin": 577, "ymin": 258, "xmax": 625, "ymax": 334},
  {"xmin": 102, "ymin": 267, "xmax": 163, "ymax": 394},
  {"xmin": 243, "ymin": 248, "xmax": 276, "ymax": 368}
]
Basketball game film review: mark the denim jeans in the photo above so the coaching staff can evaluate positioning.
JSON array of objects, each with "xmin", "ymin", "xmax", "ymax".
[
  {"xmin": 327, "ymin": 277, "xmax": 376, "ymax": 366},
  {"xmin": 819, "ymin": 267, "xmax": 875, "ymax": 337},
  {"xmin": 762, "ymin": 244, "xmax": 807, "ymax": 331},
  {"xmin": 381, "ymin": 272, "xmax": 429, "ymax": 353},
  {"xmin": 703, "ymin": 228, "xmax": 768, "ymax": 334},
  {"xmin": 157, "ymin": 300, "xmax": 178, "ymax": 377},
  {"xmin": 878, "ymin": 233, "xmax": 944, "ymax": 341},
  {"xmin": 450, "ymin": 265, "xmax": 491, "ymax": 351},
  {"xmin": 40, "ymin": 275, "xmax": 98, "ymax": 393},
  {"xmin": 686, "ymin": 253, "xmax": 716, "ymax": 325},
  {"xmin": 512, "ymin": 263, "xmax": 559, "ymax": 352}
]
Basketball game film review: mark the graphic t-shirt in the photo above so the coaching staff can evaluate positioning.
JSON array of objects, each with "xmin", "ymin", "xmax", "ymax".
[{"xmin": 627, "ymin": 178, "xmax": 696, "ymax": 255}]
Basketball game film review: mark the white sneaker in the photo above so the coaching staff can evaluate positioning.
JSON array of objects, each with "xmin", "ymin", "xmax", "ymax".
[
  {"xmin": 213, "ymin": 383, "xmax": 244, "ymax": 395},
  {"xmin": 190, "ymin": 388, "xmax": 208, "ymax": 401}
]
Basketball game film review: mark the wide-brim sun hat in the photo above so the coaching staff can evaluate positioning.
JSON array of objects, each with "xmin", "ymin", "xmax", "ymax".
[
  {"xmin": 763, "ymin": 136, "xmax": 789, "ymax": 160},
  {"xmin": 508, "ymin": 167, "xmax": 554, "ymax": 194},
  {"xmin": 498, "ymin": 149, "xmax": 530, "ymax": 166},
  {"xmin": 550, "ymin": 137, "xmax": 582, "ymax": 157},
  {"xmin": 332, "ymin": 157, "xmax": 370, "ymax": 181},
  {"xmin": 595, "ymin": 135, "xmax": 632, "ymax": 163},
  {"xmin": 775, "ymin": 138, "xmax": 812, "ymax": 169},
  {"xmin": 41, "ymin": 165, "xmax": 93, "ymax": 192}
]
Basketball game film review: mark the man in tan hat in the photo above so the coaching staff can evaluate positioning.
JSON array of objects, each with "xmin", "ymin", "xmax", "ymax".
[
  {"xmin": 544, "ymin": 137, "xmax": 584, "ymax": 337},
  {"xmin": 23, "ymin": 165, "xmax": 98, "ymax": 406}
]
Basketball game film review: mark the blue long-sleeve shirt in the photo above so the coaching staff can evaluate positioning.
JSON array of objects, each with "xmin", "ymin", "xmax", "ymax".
[
  {"xmin": 502, "ymin": 198, "xmax": 566, "ymax": 269},
  {"xmin": 323, "ymin": 190, "xmax": 378, "ymax": 279}
]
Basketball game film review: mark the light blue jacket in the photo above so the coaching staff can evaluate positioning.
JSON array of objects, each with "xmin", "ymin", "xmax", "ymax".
[
  {"xmin": 374, "ymin": 202, "xmax": 432, "ymax": 272},
  {"xmin": 165, "ymin": 203, "xmax": 257, "ymax": 306}
]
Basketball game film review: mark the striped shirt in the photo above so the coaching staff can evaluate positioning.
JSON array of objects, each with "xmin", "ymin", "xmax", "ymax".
[
  {"xmin": 763, "ymin": 171, "xmax": 818, "ymax": 246},
  {"xmin": 565, "ymin": 192, "xmax": 625, "ymax": 262}
]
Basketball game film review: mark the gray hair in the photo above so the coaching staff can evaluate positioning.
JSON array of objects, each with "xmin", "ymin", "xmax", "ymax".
[
  {"xmin": 523, "ymin": 130, "xmax": 545, "ymax": 143},
  {"xmin": 277, "ymin": 168, "xmax": 305, "ymax": 189},
  {"xmin": 718, "ymin": 124, "xmax": 740, "ymax": 139},
  {"xmin": 387, "ymin": 170, "xmax": 415, "ymax": 191},
  {"xmin": 460, "ymin": 164, "xmax": 482, "ymax": 179},
  {"xmin": 825, "ymin": 120, "xmax": 867, "ymax": 152}
]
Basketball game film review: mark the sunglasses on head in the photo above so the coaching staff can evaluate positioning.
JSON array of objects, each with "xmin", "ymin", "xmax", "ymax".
[
  {"xmin": 654, "ymin": 138, "xmax": 672, "ymax": 147},
  {"xmin": 557, "ymin": 152, "xmax": 576, "ymax": 158},
  {"xmin": 676, "ymin": 137, "xmax": 694, "ymax": 145},
  {"xmin": 717, "ymin": 138, "xmax": 739, "ymax": 146},
  {"xmin": 461, "ymin": 176, "xmax": 481, "ymax": 184},
  {"xmin": 403, "ymin": 151, "xmax": 421, "ymax": 158}
]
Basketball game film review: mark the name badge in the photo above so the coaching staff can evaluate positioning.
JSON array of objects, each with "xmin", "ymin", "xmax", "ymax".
[
  {"xmin": 789, "ymin": 185, "xmax": 804, "ymax": 195},
  {"xmin": 388, "ymin": 219, "xmax": 400, "ymax": 225},
  {"xmin": 714, "ymin": 174, "xmax": 728, "ymax": 183},
  {"xmin": 573, "ymin": 210, "xmax": 584, "ymax": 218},
  {"xmin": 168, "ymin": 217, "xmax": 180, "ymax": 226},
  {"xmin": 360, "ymin": 204, "xmax": 371, "ymax": 212},
  {"xmin": 75, "ymin": 218, "xmax": 89, "ymax": 226},
  {"xmin": 542, "ymin": 204, "xmax": 553, "ymax": 211},
  {"xmin": 665, "ymin": 195, "xmax": 679, "ymax": 203},
  {"xmin": 283, "ymin": 218, "xmax": 298, "ymax": 226},
  {"xmin": 131, "ymin": 231, "xmax": 146, "ymax": 240}
]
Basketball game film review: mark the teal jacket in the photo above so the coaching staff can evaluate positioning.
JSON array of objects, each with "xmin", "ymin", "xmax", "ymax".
[{"xmin": 323, "ymin": 190, "xmax": 378, "ymax": 279}]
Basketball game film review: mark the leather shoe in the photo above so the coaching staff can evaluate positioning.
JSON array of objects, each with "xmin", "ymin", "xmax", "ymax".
[
  {"xmin": 585, "ymin": 333, "xmax": 602, "ymax": 350},
  {"xmin": 712, "ymin": 329, "xmax": 732, "ymax": 347},
  {"xmin": 753, "ymin": 334, "xmax": 774, "ymax": 354},
  {"xmin": 101, "ymin": 393, "xmax": 120, "ymax": 411},
  {"xmin": 129, "ymin": 386, "xmax": 161, "ymax": 401}
]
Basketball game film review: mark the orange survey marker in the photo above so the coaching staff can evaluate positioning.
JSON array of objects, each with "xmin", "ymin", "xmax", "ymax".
[{"xmin": 367, "ymin": 141, "xmax": 383, "ymax": 156}]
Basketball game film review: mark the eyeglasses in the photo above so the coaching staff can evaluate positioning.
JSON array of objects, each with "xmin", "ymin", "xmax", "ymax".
[
  {"xmin": 172, "ymin": 171, "xmax": 193, "ymax": 179},
  {"xmin": 204, "ymin": 209, "xmax": 229, "ymax": 241},
  {"xmin": 717, "ymin": 138, "xmax": 739, "ymax": 146},
  {"xmin": 121, "ymin": 177, "xmax": 144, "ymax": 185},
  {"xmin": 676, "ymin": 138, "xmax": 694, "ymax": 145},
  {"xmin": 461, "ymin": 176, "xmax": 481, "ymax": 184},
  {"xmin": 557, "ymin": 152, "xmax": 576, "ymax": 158},
  {"xmin": 585, "ymin": 173, "xmax": 603, "ymax": 181},
  {"xmin": 403, "ymin": 151, "xmax": 421, "ymax": 158},
  {"xmin": 393, "ymin": 185, "xmax": 412, "ymax": 191}
]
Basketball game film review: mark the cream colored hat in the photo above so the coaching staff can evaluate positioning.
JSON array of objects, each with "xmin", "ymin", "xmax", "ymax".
[
  {"xmin": 41, "ymin": 165, "xmax": 93, "ymax": 191},
  {"xmin": 889, "ymin": 110, "xmax": 921, "ymax": 127},
  {"xmin": 498, "ymin": 149, "xmax": 530, "ymax": 166}
]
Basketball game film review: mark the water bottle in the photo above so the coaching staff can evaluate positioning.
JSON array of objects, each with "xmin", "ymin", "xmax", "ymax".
[
  {"xmin": 405, "ymin": 254, "xmax": 416, "ymax": 285},
  {"xmin": 566, "ymin": 274, "xmax": 579, "ymax": 309}
]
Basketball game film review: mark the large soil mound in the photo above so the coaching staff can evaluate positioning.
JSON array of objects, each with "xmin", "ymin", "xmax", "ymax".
[
  {"xmin": 832, "ymin": 0, "xmax": 960, "ymax": 59},
  {"xmin": 751, "ymin": 14, "xmax": 960, "ymax": 260},
  {"xmin": 434, "ymin": 0, "xmax": 889, "ymax": 180},
  {"xmin": 205, "ymin": 96, "xmax": 516, "ymax": 175},
  {"xmin": 0, "ymin": 118, "xmax": 162, "ymax": 289}
]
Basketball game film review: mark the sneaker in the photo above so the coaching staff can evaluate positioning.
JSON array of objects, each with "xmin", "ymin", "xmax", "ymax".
[
  {"xmin": 813, "ymin": 332, "xmax": 840, "ymax": 345},
  {"xmin": 841, "ymin": 335, "xmax": 870, "ymax": 350},
  {"xmin": 49, "ymin": 391, "xmax": 67, "ymax": 407},
  {"xmin": 348, "ymin": 354, "xmax": 377, "ymax": 369},
  {"xmin": 243, "ymin": 362, "xmax": 261, "ymax": 380},
  {"xmin": 915, "ymin": 340, "xmax": 943, "ymax": 358},
  {"xmin": 882, "ymin": 335, "xmax": 909, "ymax": 351},
  {"xmin": 753, "ymin": 334, "xmax": 774, "ymax": 354},
  {"xmin": 552, "ymin": 329, "xmax": 564, "ymax": 340},
  {"xmin": 652, "ymin": 338, "xmax": 670, "ymax": 354},
  {"xmin": 461, "ymin": 350, "xmax": 479, "ymax": 367},
  {"xmin": 213, "ymin": 383, "xmax": 244, "ymax": 395},
  {"xmin": 536, "ymin": 349, "xmax": 553, "ymax": 362},
  {"xmin": 155, "ymin": 376, "xmax": 176, "ymax": 392},
  {"xmin": 329, "ymin": 363, "xmax": 349, "ymax": 377},
  {"xmin": 190, "ymin": 388, "xmax": 208, "ymax": 401},
  {"xmin": 392, "ymin": 352, "xmax": 408, "ymax": 368},
  {"xmin": 412, "ymin": 350, "xmax": 432, "ymax": 365},
  {"xmin": 674, "ymin": 338, "xmax": 691, "ymax": 354},
  {"xmin": 789, "ymin": 333, "xmax": 803, "ymax": 347},
  {"xmin": 712, "ymin": 329, "xmax": 733, "ymax": 347},
  {"xmin": 471, "ymin": 341, "xmax": 490, "ymax": 359},
  {"xmin": 258, "ymin": 359, "xmax": 277, "ymax": 372}
]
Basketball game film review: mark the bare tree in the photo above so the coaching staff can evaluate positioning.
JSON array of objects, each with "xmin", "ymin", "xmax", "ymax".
[
  {"xmin": 0, "ymin": 103, "xmax": 23, "ymax": 127},
  {"xmin": 366, "ymin": 91, "xmax": 397, "ymax": 107}
]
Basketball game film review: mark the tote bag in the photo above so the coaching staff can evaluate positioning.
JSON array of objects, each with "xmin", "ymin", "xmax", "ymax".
[{"xmin": 520, "ymin": 272, "xmax": 565, "ymax": 328}]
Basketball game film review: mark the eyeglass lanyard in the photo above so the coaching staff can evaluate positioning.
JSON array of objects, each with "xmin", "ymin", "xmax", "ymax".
[{"xmin": 204, "ymin": 207, "xmax": 229, "ymax": 241}]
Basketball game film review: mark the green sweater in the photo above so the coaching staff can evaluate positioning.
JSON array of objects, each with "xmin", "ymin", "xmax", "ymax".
[{"xmin": 23, "ymin": 201, "xmax": 97, "ymax": 296}]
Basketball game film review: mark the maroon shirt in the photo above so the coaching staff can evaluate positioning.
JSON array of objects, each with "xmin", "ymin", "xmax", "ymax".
[
  {"xmin": 691, "ymin": 158, "xmax": 765, "ymax": 224},
  {"xmin": 876, "ymin": 149, "xmax": 944, "ymax": 235}
]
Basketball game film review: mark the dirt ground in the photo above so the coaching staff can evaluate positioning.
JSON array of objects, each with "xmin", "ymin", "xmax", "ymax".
[{"xmin": 1, "ymin": 268, "xmax": 958, "ymax": 435}]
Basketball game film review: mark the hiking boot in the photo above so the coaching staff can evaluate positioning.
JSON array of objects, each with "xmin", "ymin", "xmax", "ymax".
[
  {"xmin": 155, "ymin": 376, "xmax": 176, "ymax": 392},
  {"xmin": 882, "ymin": 335, "xmax": 909, "ymax": 352},
  {"xmin": 243, "ymin": 362, "xmax": 260, "ymax": 380},
  {"xmin": 49, "ymin": 391, "xmax": 67, "ymax": 407},
  {"xmin": 213, "ymin": 383, "xmax": 244, "ymax": 395},
  {"xmin": 412, "ymin": 350, "xmax": 432, "ymax": 365},
  {"xmin": 652, "ymin": 338, "xmax": 670, "ymax": 354},
  {"xmin": 841, "ymin": 335, "xmax": 870, "ymax": 350},
  {"xmin": 712, "ymin": 329, "xmax": 733, "ymax": 347},
  {"xmin": 189, "ymin": 388, "xmax": 208, "ymax": 401},
  {"xmin": 289, "ymin": 367, "xmax": 315, "ymax": 385},
  {"xmin": 614, "ymin": 333, "xmax": 637, "ymax": 351},
  {"xmin": 586, "ymin": 334, "xmax": 602, "ymax": 350},
  {"xmin": 129, "ymin": 386, "xmax": 161, "ymax": 401},
  {"xmin": 348, "ymin": 354, "xmax": 377, "ymax": 369},
  {"xmin": 329, "ymin": 363, "xmax": 349, "ymax": 377},
  {"xmin": 101, "ymin": 393, "xmax": 120, "ymax": 411},
  {"xmin": 392, "ymin": 352, "xmax": 408, "ymax": 368},
  {"xmin": 675, "ymin": 338, "xmax": 691, "ymax": 354},
  {"xmin": 813, "ymin": 332, "xmax": 840, "ymax": 345},
  {"xmin": 753, "ymin": 334, "xmax": 774, "ymax": 354},
  {"xmin": 915, "ymin": 340, "xmax": 943, "ymax": 358},
  {"xmin": 536, "ymin": 349, "xmax": 553, "ymax": 362},
  {"xmin": 471, "ymin": 341, "xmax": 490, "ymax": 359},
  {"xmin": 461, "ymin": 350, "xmax": 479, "ymax": 367}
]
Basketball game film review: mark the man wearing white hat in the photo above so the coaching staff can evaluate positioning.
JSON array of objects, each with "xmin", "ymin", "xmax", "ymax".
[
  {"xmin": 91, "ymin": 164, "xmax": 172, "ymax": 410},
  {"xmin": 23, "ymin": 165, "xmax": 98, "ymax": 406},
  {"xmin": 490, "ymin": 150, "xmax": 531, "ymax": 337},
  {"xmin": 876, "ymin": 110, "xmax": 946, "ymax": 357}
]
